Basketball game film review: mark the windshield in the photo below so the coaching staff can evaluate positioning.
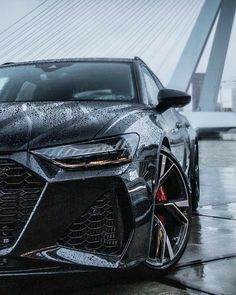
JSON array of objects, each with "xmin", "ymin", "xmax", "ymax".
[{"xmin": 0, "ymin": 61, "xmax": 136, "ymax": 102}]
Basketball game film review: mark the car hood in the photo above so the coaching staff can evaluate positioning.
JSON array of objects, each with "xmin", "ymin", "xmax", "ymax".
[{"xmin": 0, "ymin": 101, "xmax": 140, "ymax": 152}]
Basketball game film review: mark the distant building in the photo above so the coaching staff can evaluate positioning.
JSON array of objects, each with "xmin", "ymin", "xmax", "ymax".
[
  {"xmin": 191, "ymin": 75, "xmax": 235, "ymax": 112},
  {"xmin": 191, "ymin": 73, "xmax": 205, "ymax": 111},
  {"xmin": 232, "ymin": 87, "xmax": 236, "ymax": 113}
]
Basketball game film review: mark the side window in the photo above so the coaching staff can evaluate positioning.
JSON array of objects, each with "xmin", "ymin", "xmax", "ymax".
[
  {"xmin": 0, "ymin": 77, "xmax": 9, "ymax": 92},
  {"xmin": 141, "ymin": 66, "xmax": 159, "ymax": 105}
]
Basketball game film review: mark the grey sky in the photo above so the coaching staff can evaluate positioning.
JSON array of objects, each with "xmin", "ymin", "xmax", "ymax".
[{"xmin": 0, "ymin": 0, "xmax": 235, "ymax": 86}]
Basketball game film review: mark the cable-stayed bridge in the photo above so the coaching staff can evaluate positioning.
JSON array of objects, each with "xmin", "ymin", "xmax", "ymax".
[
  {"xmin": 0, "ymin": 0, "xmax": 203, "ymax": 81},
  {"xmin": 0, "ymin": 0, "xmax": 235, "ymax": 117}
]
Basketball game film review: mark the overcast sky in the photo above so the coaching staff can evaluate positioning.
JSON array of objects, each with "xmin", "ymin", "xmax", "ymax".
[{"xmin": 0, "ymin": 0, "xmax": 235, "ymax": 85}]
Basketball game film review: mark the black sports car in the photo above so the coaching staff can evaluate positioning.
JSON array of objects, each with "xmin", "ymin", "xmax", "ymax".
[{"xmin": 0, "ymin": 57, "xmax": 199, "ymax": 276}]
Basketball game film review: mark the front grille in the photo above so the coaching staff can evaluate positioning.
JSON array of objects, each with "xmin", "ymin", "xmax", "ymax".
[
  {"xmin": 0, "ymin": 159, "xmax": 44, "ymax": 249},
  {"xmin": 59, "ymin": 192, "xmax": 122, "ymax": 255}
]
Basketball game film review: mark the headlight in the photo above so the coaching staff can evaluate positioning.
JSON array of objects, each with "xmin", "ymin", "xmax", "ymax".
[{"xmin": 31, "ymin": 134, "xmax": 139, "ymax": 169}]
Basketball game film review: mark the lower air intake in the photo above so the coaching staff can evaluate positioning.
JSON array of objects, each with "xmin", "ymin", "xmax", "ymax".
[
  {"xmin": 0, "ymin": 159, "xmax": 45, "ymax": 249},
  {"xmin": 59, "ymin": 192, "xmax": 122, "ymax": 255}
]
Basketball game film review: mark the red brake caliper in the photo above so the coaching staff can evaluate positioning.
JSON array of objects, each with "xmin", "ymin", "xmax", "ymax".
[
  {"xmin": 156, "ymin": 186, "xmax": 168, "ymax": 224},
  {"xmin": 156, "ymin": 186, "xmax": 168, "ymax": 202}
]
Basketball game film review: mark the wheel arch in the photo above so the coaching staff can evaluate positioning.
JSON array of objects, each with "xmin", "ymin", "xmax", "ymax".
[{"xmin": 161, "ymin": 137, "xmax": 171, "ymax": 151}]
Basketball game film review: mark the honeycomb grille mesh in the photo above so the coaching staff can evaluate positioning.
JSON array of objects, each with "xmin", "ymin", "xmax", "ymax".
[
  {"xmin": 59, "ymin": 193, "xmax": 120, "ymax": 255},
  {"xmin": 0, "ymin": 159, "xmax": 44, "ymax": 249}
]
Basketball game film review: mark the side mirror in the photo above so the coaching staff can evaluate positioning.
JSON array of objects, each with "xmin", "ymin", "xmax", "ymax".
[{"xmin": 156, "ymin": 89, "xmax": 191, "ymax": 112}]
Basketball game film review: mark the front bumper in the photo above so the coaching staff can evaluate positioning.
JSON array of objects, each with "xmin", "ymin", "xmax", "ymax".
[{"xmin": 0, "ymin": 150, "xmax": 155, "ymax": 275}]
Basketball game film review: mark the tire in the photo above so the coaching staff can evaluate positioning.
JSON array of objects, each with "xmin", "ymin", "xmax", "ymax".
[
  {"xmin": 191, "ymin": 143, "xmax": 200, "ymax": 212},
  {"xmin": 138, "ymin": 147, "xmax": 192, "ymax": 276}
]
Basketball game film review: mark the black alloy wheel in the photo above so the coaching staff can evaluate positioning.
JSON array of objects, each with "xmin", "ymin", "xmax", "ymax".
[
  {"xmin": 143, "ymin": 147, "xmax": 192, "ymax": 275},
  {"xmin": 191, "ymin": 143, "xmax": 200, "ymax": 211}
]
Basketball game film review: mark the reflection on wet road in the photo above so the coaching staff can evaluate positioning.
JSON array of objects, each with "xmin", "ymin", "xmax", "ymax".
[
  {"xmin": 199, "ymin": 140, "xmax": 236, "ymax": 206},
  {"xmin": 1, "ymin": 140, "xmax": 236, "ymax": 295}
]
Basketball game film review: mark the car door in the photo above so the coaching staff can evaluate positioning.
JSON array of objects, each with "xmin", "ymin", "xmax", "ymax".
[
  {"xmin": 164, "ymin": 108, "xmax": 190, "ymax": 172},
  {"xmin": 140, "ymin": 64, "xmax": 189, "ymax": 171}
]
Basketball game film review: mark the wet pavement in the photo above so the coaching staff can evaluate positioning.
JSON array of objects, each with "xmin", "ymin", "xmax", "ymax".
[
  {"xmin": 166, "ymin": 140, "xmax": 236, "ymax": 295},
  {"xmin": 0, "ymin": 140, "xmax": 236, "ymax": 295}
]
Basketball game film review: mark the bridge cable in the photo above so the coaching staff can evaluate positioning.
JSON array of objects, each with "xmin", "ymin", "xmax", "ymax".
[{"xmin": 0, "ymin": 0, "xmax": 50, "ymax": 37}]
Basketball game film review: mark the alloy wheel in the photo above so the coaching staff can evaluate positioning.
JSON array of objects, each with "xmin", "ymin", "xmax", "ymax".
[{"xmin": 146, "ymin": 148, "xmax": 191, "ymax": 269}]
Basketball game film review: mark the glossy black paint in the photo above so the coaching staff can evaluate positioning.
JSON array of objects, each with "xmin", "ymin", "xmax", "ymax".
[
  {"xmin": 157, "ymin": 89, "xmax": 191, "ymax": 112},
  {"xmin": 0, "ymin": 58, "xmax": 197, "ymax": 276}
]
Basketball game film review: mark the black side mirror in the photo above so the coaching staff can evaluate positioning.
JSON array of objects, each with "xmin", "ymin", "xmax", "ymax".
[{"xmin": 156, "ymin": 89, "xmax": 191, "ymax": 112}]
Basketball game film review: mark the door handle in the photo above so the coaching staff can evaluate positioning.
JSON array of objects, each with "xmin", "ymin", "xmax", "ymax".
[
  {"xmin": 176, "ymin": 122, "xmax": 183, "ymax": 129},
  {"xmin": 185, "ymin": 122, "xmax": 190, "ymax": 128}
]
